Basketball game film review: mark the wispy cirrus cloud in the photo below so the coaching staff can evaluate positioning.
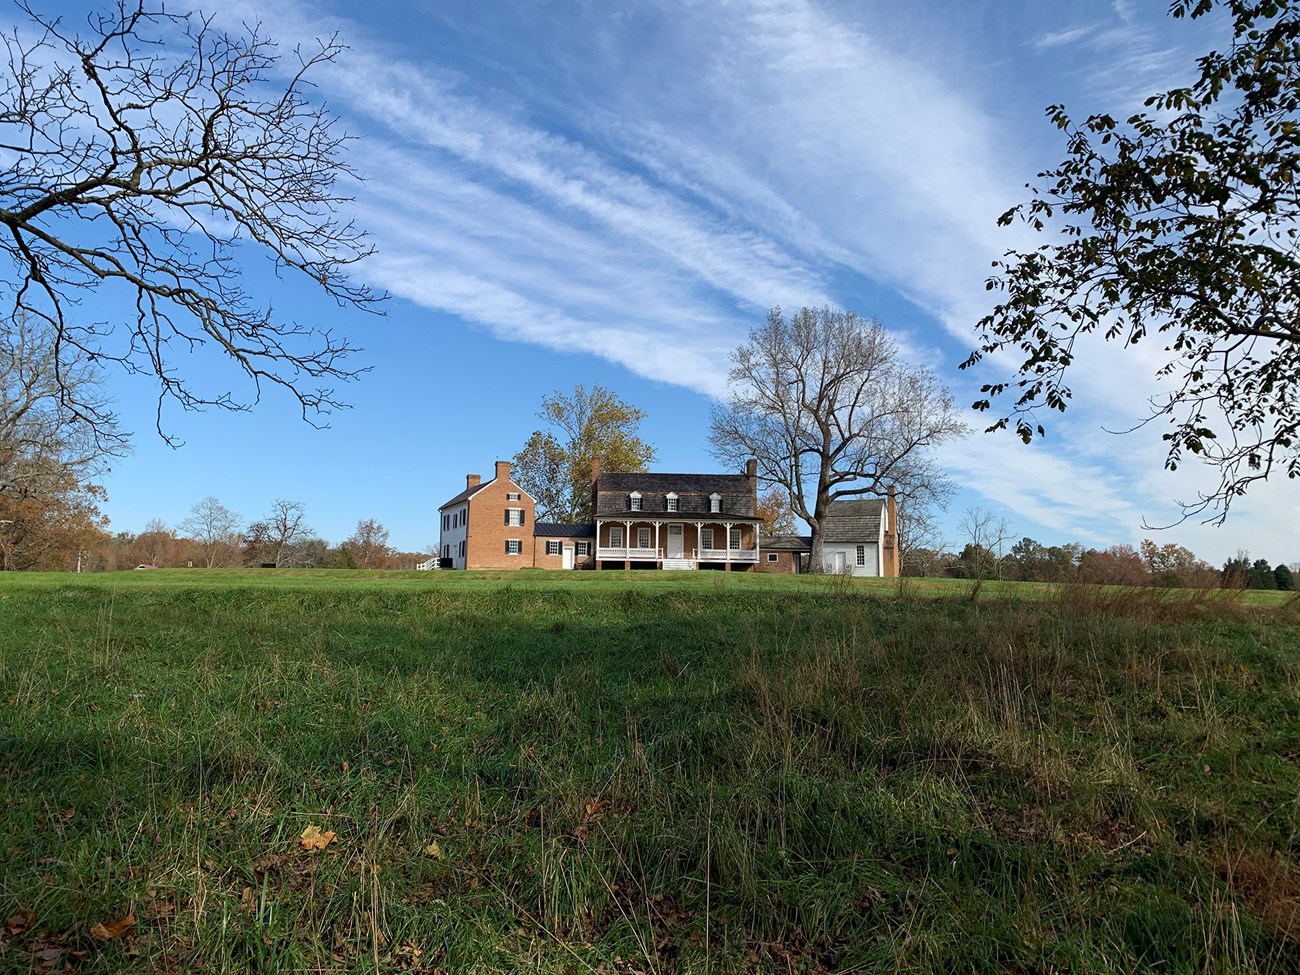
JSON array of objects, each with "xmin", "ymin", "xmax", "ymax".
[{"xmin": 196, "ymin": 0, "xmax": 1289, "ymax": 562}]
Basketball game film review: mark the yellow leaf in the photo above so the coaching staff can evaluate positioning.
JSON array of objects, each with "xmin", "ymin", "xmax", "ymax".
[
  {"xmin": 299, "ymin": 824, "xmax": 337, "ymax": 850},
  {"xmin": 89, "ymin": 912, "xmax": 136, "ymax": 941},
  {"xmin": 423, "ymin": 841, "xmax": 443, "ymax": 859}
]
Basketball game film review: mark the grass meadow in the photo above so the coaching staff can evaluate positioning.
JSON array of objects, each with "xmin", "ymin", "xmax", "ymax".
[{"xmin": 0, "ymin": 569, "xmax": 1297, "ymax": 973}]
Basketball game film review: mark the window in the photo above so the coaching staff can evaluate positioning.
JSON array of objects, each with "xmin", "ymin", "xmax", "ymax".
[
  {"xmin": 701, "ymin": 528, "xmax": 714, "ymax": 549},
  {"xmin": 505, "ymin": 539, "xmax": 522, "ymax": 555},
  {"xmin": 546, "ymin": 540, "xmax": 561, "ymax": 556},
  {"xmin": 609, "ymin": 526, "xmax": 623, "ymax": 547},
  {"xmin": 637, "ymin": 527, "xmax": 651, "ymax": 549},
  {"xmin": 709, "ymin": 493, "xmax": 722, "ymax": 513},
  {"xmin": 505, "ymin": 508, "xmax": 525, "ymax": 526},
  {"xmin": 444, "ymin": 545, "xmax": 450, "ymax": 558},
  {"xmin": 629, "ymin": 491, "xmax": 642, "ymax": 511},
  {"xmin": 575, "ymin": 541, "xmax": 591, "ymax": 557},
  {"xmin": 856, "ymin": 545, "xmax": 866, "ymax": 566},
  {"xmin": 666, "ymin": 492, "xmax": 679, "ymax": 512},
  {"xmin": 507, "ymin": 492, "xmax": 521, "ymax": 501},
  {"xmin": 729, "ymin": 528, "xmax": 742, "ymax": 550},
  {"xmin": 442, "ymin": 514, "xmax": 448, "ymax": 531},
  {"xmin": 767, "ymin": 552, "xmax": 779, "ymax": 562},
  {"xmin": 458, "ymin": 541, "xmax": 465, "ymax": 558}
]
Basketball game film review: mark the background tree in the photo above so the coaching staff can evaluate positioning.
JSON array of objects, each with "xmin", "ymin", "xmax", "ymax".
[
  {"xmin": 965, "ymin": 1, "xmax": 1300, "ymax": 523},
  {"xmin": 0, "ymin": 2, "xmax": 382, "ymax": 440},
  {"xmin": 344, "ymin": 518, "xmax": 391, "ymax": 569},
  {"xmin": 755, "ymin": 487, "xmax": 798, "ymax": 536},
  {"xmin": 1249, "ymin": 558, "xmax": 1279, "ymax": 590},
  {"xmin": 1078, "ymin": 544, "xmax": 1148, "ymax": 586},
  {"xmin": 247, "ymin": 499, "xmax": 314, "ymax": 567},
  {"xmin": 1, "ymin": 313, "xmax": 121, "ymax": 569},
  {"xmin": 180, "ymin": 496, "xmax": 241, "ymax": 568},
  {"xmin": 513, "ymin": 385, "xmax": 657, "ymax": 523},
  {"xmin": 1141, "ymin": 538, "xmax": 1215, "ymax": 588},
  {"xmin": 710, "ymin": 306, "xmax": 967, "ymax": 570},
  {"xmin": 1276, "ymin": 563, "xmax": 1296, "ymax": 591},
  {"xmin": 953, "ymin": 507, "xmax": 1012, "ymax": 588}
]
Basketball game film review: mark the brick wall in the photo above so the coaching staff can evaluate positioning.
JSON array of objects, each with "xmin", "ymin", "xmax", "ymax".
[
  {"xmin": 531, "ymin": 535, "xmax": 596, "ymax": 569},
  {"xmin": 465, "ymin": 461, "xmax": 535, "ymax": 569}
]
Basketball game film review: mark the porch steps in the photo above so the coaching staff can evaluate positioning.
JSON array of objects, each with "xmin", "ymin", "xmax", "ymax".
[{"xmin": 661, "ymin": 558, "xmax": 696, "ymax": 571}]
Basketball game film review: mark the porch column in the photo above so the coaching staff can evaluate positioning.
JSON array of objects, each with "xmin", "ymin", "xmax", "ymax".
[
  {"xmin": 653, "ymin": 521, "xmax": 661, "ymax": 562},
  {"xmin": 724, "ymin": 521, "xmax": 733, "ymax": 571},
  {"xmin": 624, "ymin": 520, "xmax": 633, "ymax": 569},
  {"xmin": 694, "ymin": 522, "xmax": 703, "ymax": 561},
  {"xmin": 595, "ymin": 519, "xmax": 603, "ymax": 568}
]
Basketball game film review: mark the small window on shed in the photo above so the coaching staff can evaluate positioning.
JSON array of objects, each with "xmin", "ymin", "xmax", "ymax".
[
  {"xmin": 767, "ymin": 552, "xmax": 779, "ymax": 562},
  {"xmin": 546, "ymin": 540, "xmax": 561, "ymax": 556},
  {"xmin": 856, "ymin": 545, "xmax": 866, "ymax": 566}
]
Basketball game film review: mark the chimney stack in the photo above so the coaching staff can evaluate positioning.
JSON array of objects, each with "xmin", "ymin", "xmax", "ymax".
[
  {"xmin": 466, "ymin": 473, "xmax": 481, "ymax": 490},
  {"xmin": 495, "ymin": 460, "xmax": 511, "ymax": 482},
  {"xmin": 745, "ymin": 458, "xmax": 757, "ymax": 479},
  {"xmin": 591, "ymin": 456, "xmax": 602, "ymax": 483}
]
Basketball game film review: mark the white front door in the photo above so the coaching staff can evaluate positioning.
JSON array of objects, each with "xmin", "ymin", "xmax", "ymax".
[
  {"xmin": 667, "ymin": 524, "xmax": 684, "ymax": 558},
  {"xmin": 832, "ymin": 550, "xmax": 847, "ymax": 573},
  {"xmin": 562, "ymin": 546, "xmax": 574, "ymax": 569}
]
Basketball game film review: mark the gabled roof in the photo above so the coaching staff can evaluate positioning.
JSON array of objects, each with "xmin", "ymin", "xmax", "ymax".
[
  {"xmin": 439, "ymin": 483, "xmax": 487, "ymax": 510},
  {"xmin": 821, "ymin": 499, "xmax": 884, "ymax": 544},
  {"xmin": 534, "ymin": 522, "xmax": 596, "ymax": 538}
]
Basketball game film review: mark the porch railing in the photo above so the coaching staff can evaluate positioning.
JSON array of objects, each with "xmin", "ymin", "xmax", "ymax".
[
  {"xmin": 697, "ymin": 548, "xmax": 759, "ymax": 561},
  {"xmin": 597, "ymin": 547, "xmax": 661, "ymax": 561}
]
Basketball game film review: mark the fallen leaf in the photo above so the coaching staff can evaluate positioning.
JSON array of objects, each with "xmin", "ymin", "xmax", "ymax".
[
  {"xmin": 89, "ymin": 912, "xmax": 135, "ymax": 941},
  {"xmin": 4, "ymin": 909, "xmax": 35, "ymax": 935},
  {"xmin": 423, "ymin": 841, "xmax": 443, "ymax": 859},
  {"xmin": 300, "ymin": 824, "xmax": 337, "ymax": 850}
]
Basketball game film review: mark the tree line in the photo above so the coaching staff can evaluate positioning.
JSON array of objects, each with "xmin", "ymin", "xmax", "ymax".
[{"xmin": 51, "ymin": 499, "xmax": 424, "ymax": 573}]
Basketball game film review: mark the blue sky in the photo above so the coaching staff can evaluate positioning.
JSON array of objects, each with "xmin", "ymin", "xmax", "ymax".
[{"xmin": 64, "ymin": 0, "xmax": 1297, "ymax": 565}]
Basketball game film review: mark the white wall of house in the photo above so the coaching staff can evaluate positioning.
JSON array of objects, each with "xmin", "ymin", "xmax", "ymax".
[
  {"xmin": 439, "ymin": 503, "xmax": 469, "ymax": 569},
  {"xmin": 821, "ymin": 542, "xmax": 881, "ymax": 577}
]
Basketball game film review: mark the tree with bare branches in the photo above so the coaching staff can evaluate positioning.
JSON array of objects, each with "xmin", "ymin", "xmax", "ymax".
[
  {"xmin": 0, "ymin": 1, "xmax": 382, "ymax": 440},
  {"xmin": 710, "ymin": 307, "xmax": 967, "ymax": 570},
  {"xmin": 180, "ymin": 496, "xmax": 240, "ymax": 568}
]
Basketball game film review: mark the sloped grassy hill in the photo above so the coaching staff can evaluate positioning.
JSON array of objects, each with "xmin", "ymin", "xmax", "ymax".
[{"xmin": 1, "ymin": 571, "xmax": 1297, "ymax": 973}]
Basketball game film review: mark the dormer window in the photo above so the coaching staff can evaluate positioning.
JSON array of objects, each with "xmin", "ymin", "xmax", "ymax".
[
  {"xmin": 709, "ymin": 493, "xmax": 722, "ymax": 513},
  {"xmin": 629, "ymin": 491, "xmax": 642, "ymax": 511},
  {"xmin": 666, "ymin": 492, "xmax": 679, "ymax": 512}
]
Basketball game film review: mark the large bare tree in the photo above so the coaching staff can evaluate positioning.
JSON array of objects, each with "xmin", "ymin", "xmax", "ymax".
[
  {"xmin": 710, "ymin": 307, "xmax": 967, "ymax": 570},
  {"xmin": 179, "ymin": 496, "xmax": 241, "ymax": 568},
  {"xmin": 0, "ymin": 1, "xmax": 382, "ymax": 440}
]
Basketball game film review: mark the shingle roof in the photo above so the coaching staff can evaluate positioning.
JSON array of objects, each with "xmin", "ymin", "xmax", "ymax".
[
  {"xmin": 533, "ymin": 522, "xmax": 596, "ymax": 538},
  {"xmin": 821, "ymin": 499, "xmax": 884, "ymax": 544},
  {"xmin": 762, "ymin": 534, "xmax": 812, "ymax": 551},
  {"xmin": 595, "ymin": 471, "xmax": 755, "ymax": 518}
]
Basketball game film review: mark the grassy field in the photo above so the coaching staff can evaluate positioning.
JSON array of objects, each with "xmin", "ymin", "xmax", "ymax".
[{"xmin": 0, "ymin": 570, "xmax": 1297, "ymax": 973}]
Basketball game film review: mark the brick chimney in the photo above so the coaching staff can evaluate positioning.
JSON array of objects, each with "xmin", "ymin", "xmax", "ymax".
[
  {"xmin": 591, "ymin": 456, "xmax": 602, "ymax": 483},
  {"xmin": 466, "ymin": 473, "xmax": 481, "ymax": 490},
  {"xmin": 495, "ymin": 460, "xmax": 511, "ymax": 482},
  {"xmin": 884, "ymin": 487, "xmax": 899, "ymax": 577},
  {"xmin": 745, "ymin": 458, "xmax": 757, "ymax": 479}
]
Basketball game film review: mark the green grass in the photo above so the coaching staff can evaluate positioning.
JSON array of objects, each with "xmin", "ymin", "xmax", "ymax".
[{"xmin": 1, "ymin": 570, "xmax": 1298, "ymax": 973}]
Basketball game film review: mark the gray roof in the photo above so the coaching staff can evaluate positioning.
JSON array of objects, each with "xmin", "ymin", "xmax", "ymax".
[
  {"xmin": 595, "ymin": 471, "xmax": 755, "ymax": 518},
  {"xmin": 821, "ymin": 499, "xmax": 884, "ymax": 544},
  {"xmin": 439, "ymin": 482, "xmax": 486, "ymax": 510},
  {"xmin": 534, "ymin": 522, "xmax": 596, "ymax": 538},
  {"xmin": 762, "ymin": 534, "xmax": 812, "ymax": 551}
]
